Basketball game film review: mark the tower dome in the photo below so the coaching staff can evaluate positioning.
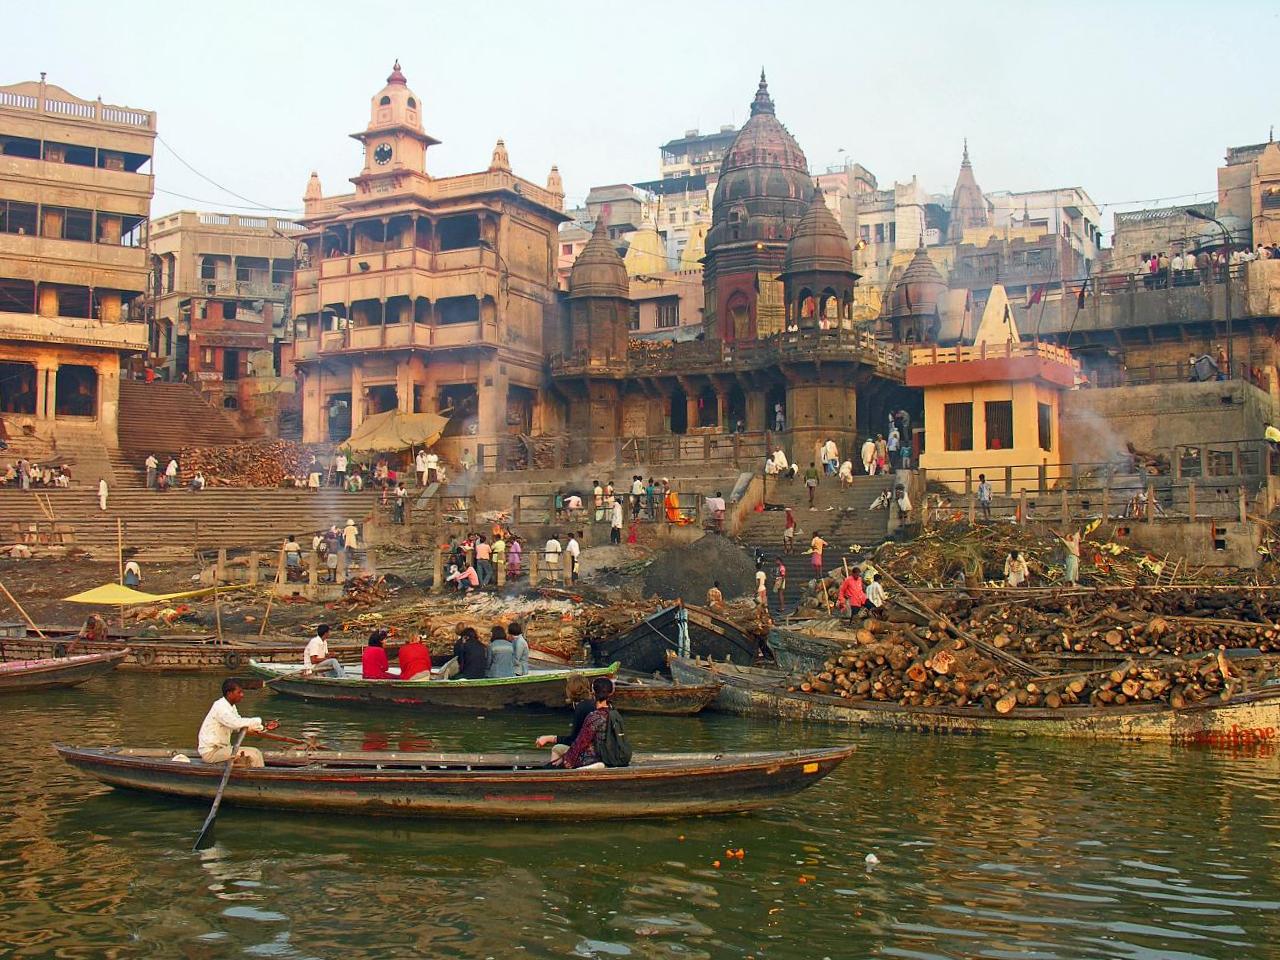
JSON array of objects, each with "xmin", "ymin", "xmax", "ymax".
[
  {"xmin": 367, "ymin": 60, "xmax": 424, "ymax": 136},
  {"xmin": 889, "ymin": 241, "xmax": 946, "ymax": 319},
  {"xmin": 705, "ymin": 72, "xmax": 813, "ymax": 254},
  {"xmin": 569, "ymin": 215, "xmax": 629, "ymax": 300},
  {"xmin": 783, "ymin": 188, "xmax": 854, "ymax": 276}
]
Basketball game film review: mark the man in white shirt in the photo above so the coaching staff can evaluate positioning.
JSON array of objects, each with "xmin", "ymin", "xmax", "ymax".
[
  {"xmin": 303, "ymin": 623, "xmax": 344, "ymax": 676},
  {"xmin": 334, "ymin": 451, "xmax": 348, "ymax": 488},
  {"xmin": 425, "ymin": 450, "xmax": 439, "ymax": 483},
  {"xmin": 415, "ymin": 449, "xmax": 428, "ymax": 487},
  {"xmin": 704, "ymin": 491, "xmax": 727, "ymax": 532},
  {"xmin": 565, "ymin": 532, "xmax": 581, "ymax": 583},
  {"xmin": 144, "ymin": 453, "xmax": 158, "ymax": 489},
  {"xmin": 630, "ymin": 476, "xmax": 644, "ymax": 519},
  {"xmin": 198, "ymin": 679, "xmax": 276, "ymax": 767},
  {"xmin": 610, "ymin": 498, "xmax": 624, "ymax": 544},
  {"xmin": 166, "ymin": 458, "xmax": 178, "ymax": 483},
  {"xmin": 866, "ymin": 574, "xmax": 886, "ymax": 617},
  {"xmin": 544, "ymin": 535, "xmax": 562, "ymax": 577}
]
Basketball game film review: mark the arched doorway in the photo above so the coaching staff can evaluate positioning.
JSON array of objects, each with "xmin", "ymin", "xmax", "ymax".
[{"xmin": 670, "ymin": 387, "xmax": 687, "ymax": 435}]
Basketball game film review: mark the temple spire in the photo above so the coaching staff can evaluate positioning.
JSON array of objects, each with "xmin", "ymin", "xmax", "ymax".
[{"xmin": 751, "ymin": 69, "xmax": 775, "ymax": 116}]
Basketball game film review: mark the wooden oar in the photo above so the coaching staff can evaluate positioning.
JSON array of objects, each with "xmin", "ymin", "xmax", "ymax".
[
  {"xmin": 251, "ymin": 729, "xmax": 331, "ymax": 751},
  {"xmin": 193, "ymin": 728, "xmax": 246, "ymax": 851}
]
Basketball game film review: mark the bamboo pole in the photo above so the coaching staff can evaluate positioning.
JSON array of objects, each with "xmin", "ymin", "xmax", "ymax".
[{"xmin": 0, "ymin": 578, "xmax": 46, "ymax": 640}]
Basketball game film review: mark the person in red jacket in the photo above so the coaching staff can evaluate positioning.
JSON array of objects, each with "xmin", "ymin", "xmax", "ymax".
[
  {"xmin": 836, "ymin": 568, "xmax": 866, "ymax": 622},
  {"xmin": 396, "ymin": 632, "xmax": 433, "ymax": 681},
  {"xmin": 361, "ymin": 629, "xmax": 396, "ymax": 679}
]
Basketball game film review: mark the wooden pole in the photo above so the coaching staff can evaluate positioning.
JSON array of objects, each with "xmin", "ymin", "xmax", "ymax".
[
  {"xmin": 213, "ymin": 587, "xmax": 223, "ymax": 644},
  {"xmin": 258, "ymin": 590, "xmax": 274, "ymax": 638},
  {"xmin": 116, "ymin": 518, "xmax": 125, "ymax": 629},
  {"xmin": 0, "ymin": 578, "xmax": 47, "ymax": 640}
]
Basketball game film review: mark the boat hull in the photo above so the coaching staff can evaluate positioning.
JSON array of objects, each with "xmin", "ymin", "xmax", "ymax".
[
  {"xmin": 611, "ymin": 680, "xmax": 722, "ymax": 715},
  {"xmin": 0, "ymin": 635, "xmax": 362, "ymax": 673},
  {"xmin": 0, "ymin": 650, "xmax": 128, "ymax": 693},
  {"xmin": 55, "ymin": 745, "xmax": 854, "ymax": 820},
  {"xmin": 590, "ymin": 604, "xmax": 762, "ymax": 676},
  {"xmin": 250, "ymin": 661, "xmax": 620, "ymax": 711},
  {"xmin": 669, "ymin": 657, "xmax": 1280, "ymax": 744},
  {"xmin": 768, "ymin": 626, "xmax": 846, "ymax": 674}
]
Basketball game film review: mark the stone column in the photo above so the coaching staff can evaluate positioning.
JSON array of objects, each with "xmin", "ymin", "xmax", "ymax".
[
  {"xmin": 37, "ymin": 285, "xmax": 59, "ymax": 317},
  {"xmin": 34, "ymin": 360, "xmax": 56, "ymax": 421},
  {"xmin": 98, "ymin": 354, "xmax": 120, "ymax": 438},
  {"xmin": 350, "ymin": 364, "xmax": 364, "ymax": 431},
  {"xmin": 685, "ymin": 392, "xmax": 699, "ymax": 432},
  {"xmin": 476, "ymin": 353, "xmax": 506, "ymax": 448},
  {"xmin": 98, "ymin": 291, "xmax": 122, "ymax": 324}
]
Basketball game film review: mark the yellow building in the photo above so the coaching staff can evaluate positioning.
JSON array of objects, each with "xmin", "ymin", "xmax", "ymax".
[
  {"xmin": 0, "ymin": 76, "xmax": 154, "ymax": 446},
  {"xmin": 907, "ymin": 284, "xmax": 1078, "ymax": 491},
  {"xmin": 290, "ymin": 63, "xmax": 567, "ymax": 465}
]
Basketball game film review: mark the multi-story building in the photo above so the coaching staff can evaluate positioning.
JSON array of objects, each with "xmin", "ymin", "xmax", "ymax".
[
  {"xmin": 146, "ymin": 210, "xmax": 303, "ymax": 398},
  {"xmin": 0, "ymin": 76, "xmax": 154, "ymax": 444},
  {"xmin": 1218, "ymin": 139, "xmax": 1280, "ymax": 249},
  {"xmin": 289, "ymin": 63, "xmax": 566, "ymax": 465},
  {"xmin": 659, "ymin": 126, "xmax": 738, "ymax": 180},
  {"xmin": 985, "ymin": 186, "xmax": 1103, "ymax": 272}
]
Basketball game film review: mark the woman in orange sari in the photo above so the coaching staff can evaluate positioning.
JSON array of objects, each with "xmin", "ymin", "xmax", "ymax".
[{"xmin": 664, "ymin": 486, "xmax": 682, "ymax": 523}]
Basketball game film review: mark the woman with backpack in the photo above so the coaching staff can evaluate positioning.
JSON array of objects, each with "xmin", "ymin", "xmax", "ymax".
[{"xmin": 545, "ymin": 677, "xmax": 630, "ymax": 770}]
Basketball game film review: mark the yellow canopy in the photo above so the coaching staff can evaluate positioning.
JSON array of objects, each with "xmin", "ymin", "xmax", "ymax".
[
  {"xmin": 62, "ymin": 584, "xmax": 247, "ymax": 605},
  {"xmin": 343, "ymin": 410, "xmax": 448, "ymax": 453}
]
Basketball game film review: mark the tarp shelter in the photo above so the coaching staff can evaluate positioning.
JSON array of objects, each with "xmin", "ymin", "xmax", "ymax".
[
  {"xmin": 343, "ymin": 410, "xmax": 449, "ymax": 453},
  {"xmin": 62, "ymin": 584, "xmax": 247, "ymax": 605}
]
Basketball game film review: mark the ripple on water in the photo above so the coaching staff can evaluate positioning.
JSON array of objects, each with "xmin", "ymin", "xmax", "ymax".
[{"xmin": 2, "ymin": 677, "xmax": 1280, "ymax": 959}]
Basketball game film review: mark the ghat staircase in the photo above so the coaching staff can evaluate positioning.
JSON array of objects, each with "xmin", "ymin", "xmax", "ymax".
[{"xmin": 733, "ymin": 472, "xmax": 899, "ymax": 612}]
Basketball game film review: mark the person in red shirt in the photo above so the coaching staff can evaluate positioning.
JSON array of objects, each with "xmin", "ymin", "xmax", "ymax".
[
  {"xmin": 836, "ymin": 568, "xmax": 866, "ymax": 622},
  {"xmin": 361, "ymin": 629, "xmax": 396, "ymax": 679},
  {"xmin": 396, "ymin": 632, "xmax": 433, "ymax": 681}
]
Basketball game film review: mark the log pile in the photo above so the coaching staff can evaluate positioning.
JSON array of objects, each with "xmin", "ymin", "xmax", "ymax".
[
  {"xmin": 938, "ymin": 589, "xmax": 1280, "ymax": 661},
  {"xmin": 178, "ymin": 440, "xmax": 308, "ymax": 487},
  {"xmin": 789, "ymin": 626, "xmax": 1268, "ymax": 713}
]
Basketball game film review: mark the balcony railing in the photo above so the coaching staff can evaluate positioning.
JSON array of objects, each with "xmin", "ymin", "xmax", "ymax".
[{"xmin": 198, "ymin": 278, "xmax": 291, "ymax": 300}]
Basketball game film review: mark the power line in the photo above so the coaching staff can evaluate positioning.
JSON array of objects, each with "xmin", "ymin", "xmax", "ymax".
[
  {"xmin": 156, "ymin": 135, "xmax": 298, "ymax": 213},
  {"xmin": 154, "ymin": 187, "xmax": 302, "ymax": 214}
]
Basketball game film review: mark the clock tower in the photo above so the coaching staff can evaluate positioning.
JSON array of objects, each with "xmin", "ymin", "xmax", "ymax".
[{"xmin": 350, "ymin": 61, "xmax": 440, "ymax": 190}]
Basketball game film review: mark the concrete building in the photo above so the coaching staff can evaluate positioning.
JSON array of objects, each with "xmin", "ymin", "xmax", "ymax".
[
  {"xmin": 0, "ymin": 76, "xmax": 154, "ymax": 446},
  {"xmin": 1110, "ymin": 202, "xmax": 1215, "ymax": 273},
  {"xmin": 1218, "ymin": 139, "xmax": 1280, "ymax": 249},
  {"xmin": 289, "ymin": 63, "xmax": 566, "ymax": 467},
  {"xmin": 146, "ymin": 210, "xmax": 304, "ymax": 395},
  {"xmin": 660, "ymin": 126, "xmax": 738, "ymax": 180}
]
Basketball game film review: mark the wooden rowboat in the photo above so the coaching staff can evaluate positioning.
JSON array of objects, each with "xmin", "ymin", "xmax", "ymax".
[
  {"xmin": 54, "ymin": 744, "xmax": 854, "ymax": 820},
  {"xmin": 249, "ymin": 660, "xmax": 621, "ymax": 710},
  {"xmin": 1, "ymin": 634, "xmax": 362, "ymax": 673},
  {"xmin": 669, "ymin": 656, "xmax": 1280, "ymax": 744},
  {"xmin": 590, "ymin": 604, "xmax": 762, "ymax": 676},
  {"xmin": 610, "ymin": 676, "xmax": 722, "ymax": 715},
  {"xmin": 0, "ymin": 649, "xmax": 129, "ymax": 693},
  {"xmin": 768, "ymin": 624, "xmax": 849, "ymax": 673}
]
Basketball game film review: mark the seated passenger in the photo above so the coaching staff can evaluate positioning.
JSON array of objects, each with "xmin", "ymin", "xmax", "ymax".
[
  {"xmin": 361, "ymin": 629, "xmax": 396, "ymax": 679},
  {"xmin": 507, "ymin": 621, "xmax": 530, "ymax": 676},
  {"xmin": 397, "ymin": 632, "xmax": 433, "ymax": 681},
  {"xmin": 451, "ymin": 626, "xmax": 489, "ymax": 680},
  {"xmin": 549, "ymin": 677, "xmax": 619, "ymax": 770},
  {"xmin": 487, "ymin": 624, "xmax": 516, "ymax": 679},
  {"xmin": 535, "ymin": 674, "xmax": 593, "ymax": 761}
]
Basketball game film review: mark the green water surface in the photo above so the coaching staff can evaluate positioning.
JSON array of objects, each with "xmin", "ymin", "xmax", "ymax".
[{"xmin": 2, "ymin": 673, "xmax": 1279, "ymax": 959}]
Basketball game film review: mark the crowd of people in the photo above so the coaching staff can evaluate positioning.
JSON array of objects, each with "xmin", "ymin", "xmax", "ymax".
[
  {"xmin": 1138, "ymin": 243, "xmax": 1280, "ymax": 290},
  {"xmin": 1, "ymin": 458, "xmax": 72, "ymax": 489}
]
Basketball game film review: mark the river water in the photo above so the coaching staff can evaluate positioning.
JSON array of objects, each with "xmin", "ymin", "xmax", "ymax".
[{"xmin": 3, "ymin": 674, "xmax": 1279, "ymax": 959}]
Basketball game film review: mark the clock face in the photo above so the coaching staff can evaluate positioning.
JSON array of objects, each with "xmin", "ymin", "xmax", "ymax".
[{"xmin": 374, "ymin": 143, "xmax": 393, "ymax": 166}]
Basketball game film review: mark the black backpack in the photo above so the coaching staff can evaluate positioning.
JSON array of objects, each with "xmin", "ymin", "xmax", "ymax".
[{"xmin": 594, "ymin": 708, "xmax": 632, "ymax": 768}]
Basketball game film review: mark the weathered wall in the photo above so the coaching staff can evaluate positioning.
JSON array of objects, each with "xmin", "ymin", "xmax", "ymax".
[
  {"xmin": 1060, "ymin": 381, "xmax": 1271, "ymax": 463},
  {"xmin": 1110, "ymin": 519, "xmax": 1259, "ymax": 569}
]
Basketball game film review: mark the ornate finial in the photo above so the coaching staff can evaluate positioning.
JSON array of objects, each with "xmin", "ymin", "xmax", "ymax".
[
  {"xmin": 387, "ymin": 60, "xmax": 407, "ymax": 85},
  {"xmin": 962, "ymin": 138, "xmax": 970, "ymax": 165},
  {"xmin": 304, "ymin": 170, "xmax": 323, "ymax": 201},
  {"xmin": 592, "ymin": 210, "xmax": 610, "ymax": 238},
  {"xmin": 39, "ymin": 71, "xmax": 46, "ymax": 83},
  {"xmin": 490, "ymin": 138, "xmax": 511, "ymax": 172},
  {"xmin": 751, "ymin": 69, "xmax": 775, "ymax": 116},
  {"xmin": 547, "ymin": 165, "xmax": 563, "ymax": 195}
]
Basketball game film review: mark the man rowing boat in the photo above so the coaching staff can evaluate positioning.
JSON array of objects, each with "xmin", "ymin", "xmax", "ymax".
[{"xmin": 198, "ymin": 679, "xmax": 278, "ymax": 768}]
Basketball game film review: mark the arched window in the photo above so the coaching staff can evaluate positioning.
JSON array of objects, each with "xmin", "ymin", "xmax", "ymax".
[
  {"xmin": 407, "ymin": 97, "xmax": 417, "ymax": 109},
  {"xmin": 379, "ymin": 96, "xmax": 391, "ymax": 106}
]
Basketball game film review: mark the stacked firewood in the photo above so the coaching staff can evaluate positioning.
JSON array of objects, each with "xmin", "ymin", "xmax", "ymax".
[
  {"xmin": 789, "ymin": 621, "xmax": 1273, "ymax": 713},
  {"xmin": 178, "ymin": 440, "xmax": 308, "ymax": 487},
  {"xmin": 940, "ymin": 590, "xmax": 1280, "ymax": 660}
]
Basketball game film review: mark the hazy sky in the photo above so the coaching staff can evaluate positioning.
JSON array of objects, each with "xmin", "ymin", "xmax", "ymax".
[{"xmin": 8, "ymin": 1, "xmax": 1278, "ymax": 237}]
